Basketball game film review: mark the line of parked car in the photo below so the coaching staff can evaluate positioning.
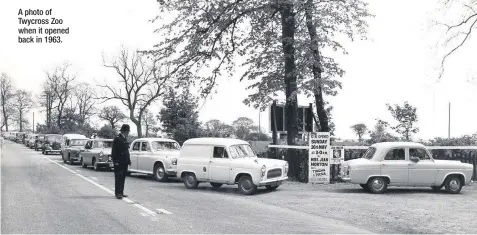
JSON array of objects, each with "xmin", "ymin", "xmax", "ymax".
[{"xmin": 4, "ymin": 132, "xmax": 289, "ymax": 195}]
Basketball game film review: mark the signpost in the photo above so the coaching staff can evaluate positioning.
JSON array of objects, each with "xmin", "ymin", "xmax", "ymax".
[{"xmin": 308, "ymin": 132, "xmax": 331, "ymax": 184}]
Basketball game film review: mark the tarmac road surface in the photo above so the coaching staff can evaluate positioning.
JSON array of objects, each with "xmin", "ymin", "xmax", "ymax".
[{"xmin": 1, "ymin": 140, "xmax": 372, "ymax": 234}]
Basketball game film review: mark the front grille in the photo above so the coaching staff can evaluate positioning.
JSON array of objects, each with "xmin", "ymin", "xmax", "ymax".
[
  {"xmin": 267, "ymin": 168, "xmax": 282, "ymax": 179},
  {"xmin": 52, "ymin": 143, "xmax": 61, "ymax": 150}
]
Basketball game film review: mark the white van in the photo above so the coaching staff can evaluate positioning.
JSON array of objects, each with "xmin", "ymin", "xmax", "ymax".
[
  {"xmin": 61, "ymin": 134, "xmax": 89, "ymax": 164},
  {"xmin": 177, "ymin": 138, "xmax": 289, "ymax": 195}
]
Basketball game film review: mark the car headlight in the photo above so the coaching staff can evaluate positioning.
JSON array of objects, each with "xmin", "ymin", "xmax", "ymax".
[
  {"xmin": 261, "ymin": 165, "xmax": 266, "ymax": 177},
  {"xmin": 284, "ymin": 162, "xmax": 289, "ymax": 175},
  {"xmin": 108, "ymin": 156, "xmax": 112, "ymax": 161},
  {"xmin": 172, "ymin": 158, "xmax": 177, "ymax": 165},
  {"xmin": 99, "ymin": 152, "xmax": 103, "ymax": 157}
]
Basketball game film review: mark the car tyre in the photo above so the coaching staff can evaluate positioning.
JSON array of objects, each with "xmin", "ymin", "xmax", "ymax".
[
  {"xmin": 444, "ymin": 175, "xmax": 463, "ymax": 194},
  {"xmin": 93, "ymin": 159, "xmax": 100, "ymax": 171},
  {"xmin": 265, "ymin": 185, "xmax": 279, "ymax": 190},
  {"xmin": 153, "ymin": 164, "xmax": 168, "ymax": 182},
  {"xmin": 81, "ymin": 158, "xmax": 87, "ymax": 168},
  {"xmin": 68, "ymin": 155, "xmax": 73, "ymax": 165},
  {"xmin": 367, "ymin": 177, "xmax": 387, "ymax": 194},
  {"xmin": 210, "ymin": 182, "xmax": 223, "ymax": 188},
  {"xmin": 42, "ymin": 149, "xmax": 45, "ymax": 155},
  {"xmin": 183, "ymin": 173, "xmax": 199, "ymax": 189},
  {"xmin": 238, "ymin": 175, "xmax": 257, "ymax": 195}
]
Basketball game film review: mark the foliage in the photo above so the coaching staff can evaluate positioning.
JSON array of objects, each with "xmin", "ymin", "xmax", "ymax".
[
  {"xmin": 100, "ymin": 47, "xmax": 170, "ymax": 137},
  {"xmin": 203, "ymin": 119, "xmax": 234, "ymax": 138},
  {"xmin": 367, "ymin": 119, "xmax": 400, "ymax": 144},
  {"xmin": 351, "ymin": 123, "xmax": 368, "ymax": 141},
  {"xmin": 97, "ymin": 125, "xmax": 117, "ymax": 139},
  {"xmin": 386, "ymin": 101, "xmax": 419, "ymax": 141},
  {"xmin": 158, "ymin": 86, "xmax": 202, "ymax": 144},
  {"xmin": 13, "ymin": 89, "xmax": 33, "ymax": 132},
  {"xmin": 98, "ymin": 105, "xmax": 126, "ymax": 129},
  {"xmin": 0, "ymin": 73, "xmax": 15, "ymax": 131},
  {"xmin": 245, "ymin": 132, "xmax": 271, "ymax": 141},
  {"xmin": 232, "ymin": 117, "xmax": 256, "ymax": 139}
]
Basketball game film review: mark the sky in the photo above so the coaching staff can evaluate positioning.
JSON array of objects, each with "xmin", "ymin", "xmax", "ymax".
[{"xmin": 0, "ymin": 0, "xmax": 476, "ymax": 141}]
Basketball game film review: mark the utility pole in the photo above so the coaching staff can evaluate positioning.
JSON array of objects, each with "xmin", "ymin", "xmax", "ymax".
[
  {"xmin": 33, "ymin": 112, "xmax": 35, "ymax": 134},
  {"xmin": 448, "ymin": 102, "xmax": 451, "ymax": 139},
  {"xmin": 258, "ymin": 110, "xmax": 261, "ymax": 133}
]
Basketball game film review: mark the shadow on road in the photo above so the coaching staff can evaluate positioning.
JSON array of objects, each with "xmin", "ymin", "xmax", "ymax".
[{"xmin": 333, "ymin": 187, "xmax": 452, "ymax": 195}]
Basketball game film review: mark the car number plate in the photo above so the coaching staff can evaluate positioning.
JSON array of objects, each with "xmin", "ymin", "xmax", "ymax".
[{"xmin": 109, "ymin": 163, "xmax": 113, "ymax": 168}]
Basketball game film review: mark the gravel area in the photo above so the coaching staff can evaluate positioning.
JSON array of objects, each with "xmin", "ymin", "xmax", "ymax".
[{"xmin": 246, "ymin": 181, "xmax": 477, "ymax": 234}]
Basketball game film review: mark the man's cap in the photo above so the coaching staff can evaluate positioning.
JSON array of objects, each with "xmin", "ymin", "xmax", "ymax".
[{"xmin": 120, "ymin": 124, "xmax": 130, "ymax": 132}]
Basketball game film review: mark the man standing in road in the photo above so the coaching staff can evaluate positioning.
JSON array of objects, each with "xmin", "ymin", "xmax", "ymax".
[{"xmin": 111, "ymin": 124, "xmax": 131, "ymax": 199}]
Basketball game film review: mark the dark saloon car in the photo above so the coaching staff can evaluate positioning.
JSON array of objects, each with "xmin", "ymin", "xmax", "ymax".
[{"xmin": 42, "ymin": 134, "xmax": 62, "ymax": 155}]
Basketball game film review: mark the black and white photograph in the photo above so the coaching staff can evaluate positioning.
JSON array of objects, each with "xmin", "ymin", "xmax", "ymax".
[{"xmin": 2, "ymin": 0, "xmax": 477, "ymax": 234}]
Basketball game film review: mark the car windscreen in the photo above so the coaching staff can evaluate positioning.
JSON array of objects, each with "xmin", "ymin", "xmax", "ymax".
[
  {"xmin": 151, "ymin": 141, "xmax": 180, "ymax": 151},
  {"xmin": 46, "ymin": 135, "xmax": 62, "ymax": 142},
  {"xmin": 361, "ymin": 147, "xmax": 377, "ymax": 160},
  {"xmin": 228, "ymin": 144, "xmax": 256, "ymax": 159},
  {"xmin": 70, "ymin": 139, "xmax": 88, "ymax": 146},
  {"xmin": 95, "ymin": 141, "xmax": 113, "ymax": 148},
  {"xmin": 38, "ymin": 136, "xmax": 45, "ymax": 141}
]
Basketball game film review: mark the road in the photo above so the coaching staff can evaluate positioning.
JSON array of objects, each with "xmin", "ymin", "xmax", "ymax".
[{"xmin": 1, "ymin": 140, "xmax": 372, "ymax": 234}]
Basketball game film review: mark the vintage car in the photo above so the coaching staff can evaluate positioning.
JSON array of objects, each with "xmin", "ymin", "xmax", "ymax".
[
  {"xmin": 341, "ymin": 142, "xmax": 474, "ymax": 194},
  {"xmin": 34, "ymin": 134, "xmax": 45, "ymax": 151},
  {"xmin": 128, "ymin": 138, "xmax": 181, "ymax": 182},
  {"xmin": 41, "ymin": 134, "xmax": 62, "ymax": 155},
  {"xmin": 80, "ymin": 139, "xmax": 114, "ymax": 171},
  {"xmin": 177, "ymin": 138, "xmax": 289, "ymax": 195},
  {"xmin": 61, "ymin": 134, "xmax": 89, "ymax": 164},
  {"xmin": 26, "ymin": 134, "xmax": 38, "ymax": 148}
]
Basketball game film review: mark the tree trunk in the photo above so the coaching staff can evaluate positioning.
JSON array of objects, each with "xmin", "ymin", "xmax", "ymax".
[
  {"xmin": 304, "ymin": 0, "xmax": 329, "ymax": 132},
  {"xmin": 110, "ymin": 120, "xmax": 115, "ymax": 129},
  {"xmin": 19, "ymin": 108, "xmax": 23, "ymax": 132},
  {"xmin": 280, "ymin": 2, "xmax": 299, "ymax": 179},
  {"xmin": 2, "ymin": 104, "xmax": 8, "ymax": 131}
]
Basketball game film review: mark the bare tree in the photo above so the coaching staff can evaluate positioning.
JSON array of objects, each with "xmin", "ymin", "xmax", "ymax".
[
  {"xmin": 100, "ymin": 47, "xmax": 169, "ymax": 137},
  {"xmin": 142, "ymin": 109, "xmax": 157, "ymax": 137},
  {"xmin": 437, "ymin": 0, "xmax": 477, "ymax": 79},
  {"xmin": 13, "ymin": 89, "xmax": 33, "ymax": 132},
  {"xmin": 0, "ymin": 73, "xmax": 15, "ymax": 131},
  {"xmin": 73, "ymin": 83, "xmax": 96, "ymax": 126},
  {"xmin": 98, "ymin": 105, "xmax": 126, "ymax": 129},
  {"xmin": 45, "ymin": 63, "xmax": 76, "ymax": 130}
]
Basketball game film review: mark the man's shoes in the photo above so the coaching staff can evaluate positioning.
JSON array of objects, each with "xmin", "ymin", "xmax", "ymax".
[
  {"xmin": 121, "ymin": 194, "xmax": 128, "ymax": 197},
  {"xmin": 116, "ymin": 194, "xmax": 123, "ymax": 199}
]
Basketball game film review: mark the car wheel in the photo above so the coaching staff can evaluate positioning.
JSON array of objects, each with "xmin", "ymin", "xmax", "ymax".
[
  {"xmin": 153, "ymin": 164, "xmax": 168, "ymax": 182},
  {"xmin": 360, "ymin": 184, "xmax": 370, "ymax": 191},
  {"xmin": 68, "ymin": 155, "xmax": 72, "ymax": 165},
  {"xmin": 210, "ymin": 182, "xmax": 223, "ymax": 188},
  {"xmin": 45, "ymin": 151, "xmax": 49, "ymax": 155},
  {"xmin": 367, "ymin": 177, "xmax": 387, "ymax": 194},
  {"xmin": 42, "ymin": 149, "xmax": 45, "ymax": 155},
  {"xmin": 81, "ymin": 159, "xmax": 87, "ymax": 168},
  {"xmin": 265, "ymin": 185, "xmax": 279, "ymax": 190},
  {"xmin": 444, "ymin": 175, "xmax": 463, "ymax": 194},
  {"xmin": 93, "ymin": 159, "xmax": 100, "ymax": 171},
  {"xmin": 183, "ymin": 173, "xmax": 199, "ymax": 189},
  {"xmin": 63, "ymin": 154, "xmax": 67, "ymax": 163},
  {"xmin": 431, "ymin": 185, "xmax": 443, "ymax": 191},
  {"xmin": 238, "ymin": 175, "xmax": 257, "ymax": 195}
]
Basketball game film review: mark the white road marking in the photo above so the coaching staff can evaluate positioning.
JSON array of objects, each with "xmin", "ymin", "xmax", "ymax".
[
  {"xmin": 156, "ymin": 209, "xmax": 173, "ymax": 215},
  {"xmin": 43, "ymin": 156, "xmax": 166, "ymax": 217},
  {"xmin": 90, "ymin": 177, "xmax": 98, "ymax": 181}
]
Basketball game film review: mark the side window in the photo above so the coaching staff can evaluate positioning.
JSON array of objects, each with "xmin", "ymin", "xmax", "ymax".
[
  {"xmin": 409, "ymin": 148, "xmax": 431, "ymax": 160},
  {"xmin": 213, "ymin": 147, "xmax": 226, "ymax": 158},
  {"xmin": 384, "ymin": 148, "xmax": 405, "ymax": 160},
  {"xmin": 141, "ymin": 142, "xmax": 149, "ymax": 151},
  {"xmin": 132, "ymin": 142, "xmax": 140, "ymax": 151}
]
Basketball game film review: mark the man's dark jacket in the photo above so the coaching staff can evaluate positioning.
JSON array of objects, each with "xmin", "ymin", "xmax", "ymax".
[{"xmin": 111, "ymin": 134, "xmax": 131, "ymax": 164}]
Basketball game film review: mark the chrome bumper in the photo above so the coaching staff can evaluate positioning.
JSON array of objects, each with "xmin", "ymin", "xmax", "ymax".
[
  {"xmin": 166, "ymin": 168, "xmax": 177, "ymax": 175},
  {"xmin": 341, "ymin": 177, "xmax": 351, "ymax": 182},
  {"xmin": 258, "ymin": 176, "xmax": 288, "ymax": 186}
]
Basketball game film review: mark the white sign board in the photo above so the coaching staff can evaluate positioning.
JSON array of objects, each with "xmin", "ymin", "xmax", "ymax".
[
  {"xmin": 331, "ymin": 146, "xmax": 344, "ymax": 164},
  {"xmin": 308, "ymin": 132, "xmax": 331, "ymax": 184}
]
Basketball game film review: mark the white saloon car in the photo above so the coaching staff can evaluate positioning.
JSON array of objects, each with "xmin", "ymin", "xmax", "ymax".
[
  {"xmin": 341, "ymin": 142, "xmax": 474, "ymax": 194},
  {"xmin": 80, "ymin": 139, "xmax": 114, "ymax": 171},
  {"xmin": 128, "ymin": 138, "xmax": 181, "ymax": 182},
  {"xmin": 177, "ymin": 138, "xmax": 289, "ymax": 195}
]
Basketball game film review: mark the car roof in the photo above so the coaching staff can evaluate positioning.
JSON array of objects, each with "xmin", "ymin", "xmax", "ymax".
[
  {"xmin": 62, "ymin": 134, "xmax": 88, "ymax": 139},
  {"xmin": 370, "ymin": 142, "xmax": 425, "ymax": 149},
  {"xmin": 92, "ymin": 139, "xmax": 113, "ymax": 142},
  {"xmin": 133, "ymin": 138, "xmax": 178, "ymax": 143},
  {"xmin": 183, "ymin": 137, "xmax": 249, "ymax": 146}
]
